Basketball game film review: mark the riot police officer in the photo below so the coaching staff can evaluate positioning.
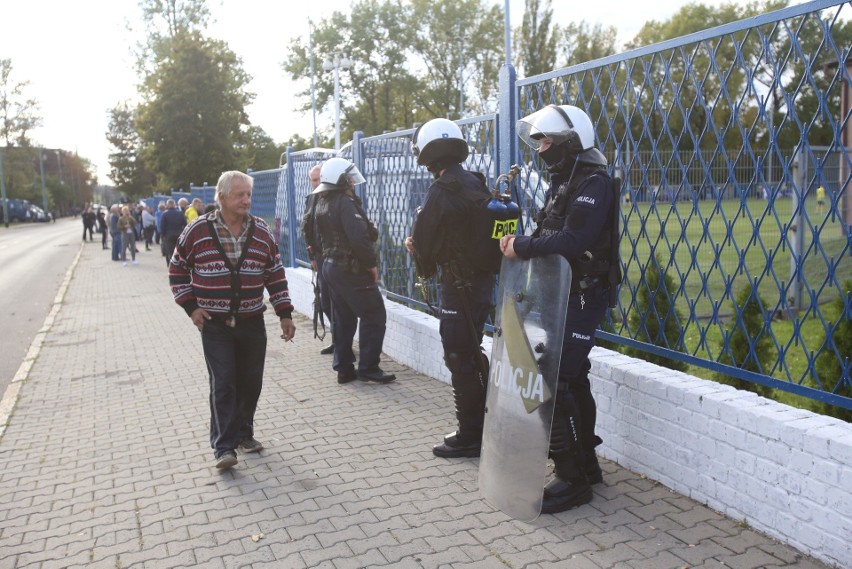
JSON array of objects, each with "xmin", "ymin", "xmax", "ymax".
[
  {"xmin": 500, "ymin": 104, "xmax": 619, "ymax": 513},
  {"xmin": 405, "ymin": 118, "xmax": 496, "ymax": 458},
  {"xmin": 311, "ymin": 158, "xmax": 395, "ymax": 384},
  {"xmin": 302, "ymin": 164, "xmax": 334, "ymax": 355}
]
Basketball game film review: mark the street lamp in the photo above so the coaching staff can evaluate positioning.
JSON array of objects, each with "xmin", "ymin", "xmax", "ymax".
[
  {"xmin": 323, "ymin": 52, "xmax": 351, "ymax": 151},
  {"xmin": 55, "ymin": 150, "xmax": 64, "ymax": 185},
  {"xmin": 38, "ymin": 150, "xmax": 49, "ymax": 213},
  {"xmin": 456, "ymin": 36, "xmax": 464, "ymax": 119}
]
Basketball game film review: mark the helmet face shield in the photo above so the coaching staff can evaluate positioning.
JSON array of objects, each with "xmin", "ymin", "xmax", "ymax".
[
  {"xmin": 517, "ymin": 106, "xmax": 574, "ymax": 150},
  {"xmin": 516, "ymin": 105, "xmax": 595, "ymax": 157},
  {"xmin": 343, "ymin": 164, "xmax": 366, "ymax": 186},
  {"xmin": 313, "ymin": 158, "xmax": 366, "ymax": 194}
]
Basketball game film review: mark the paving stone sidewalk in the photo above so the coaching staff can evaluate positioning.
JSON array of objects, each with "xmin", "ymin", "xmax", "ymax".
[{"xmin": 0, "ymin": 242, "xmax": 834, "ymax": 569}]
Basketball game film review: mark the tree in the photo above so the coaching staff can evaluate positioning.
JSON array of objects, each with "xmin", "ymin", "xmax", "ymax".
[
  {"xmin": 107, "ymin": 103, "xmax": 156, "ymax": 199},
  {"xmin": 814, "ymin": 281, "xmax": 852, "ymax": 422},
  {"xmin": 562, "ymin": 21, "xmax": 618, "ymax": 68},
  {"xmin": 514, "ymin": 0, "xmax": 559, "ymax": 78},
  {"xmin": 282, "ymin": 0, "xmax": 504, "ymax": 142},
  {"xmin": 408, "ymin": 0, "xmax": 503, "ymax": 118},
  {"xmin": 0, "ymin": 59, "xmax": 41, "ymax": 147},
  {"xmin": 625, "ymin": 253, "xmax": 689, "ymax": 371},
  {"xmin": 139, "ymin": 0, "xmax": 210, "ymax": 38},
  {"xmin": 235, "ymin": 125, "xmax": 287, "ymax": 173},
  {"xmin": 713, "ymin": 281, "xmax": 775, "ymax": 398},
  {"xmin": 135, "ymin": 30, "xmax": 254, "ymax": 191},
  {"xmin": 127, "ymin": 0, "xmax": 254, "ymax": 190}
]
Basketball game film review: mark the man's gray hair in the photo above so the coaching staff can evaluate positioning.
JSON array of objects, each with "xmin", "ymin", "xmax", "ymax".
[
  {"xmin": 216, "ymin": 171, "xmax": 254, "ymax": 205},
  {"xmin": 166, "ymin": 199, "xmax": 176, "ymax": 208}
]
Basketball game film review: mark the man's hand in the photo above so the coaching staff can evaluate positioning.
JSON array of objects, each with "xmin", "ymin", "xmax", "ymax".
[
  {"xmin": 191, "ymin": 308, "xmax": 212, "ymax": 331},
  {"xmin": 500, "ymin": 235, "xmax": 518, "ymax": 259},
  {"xmin": 404, "ymin": 236, "xmax": 415, "ymax": 255},
  {"xmin": 280, "ymin": 318, "xmax": 296, "ymax": 342}
]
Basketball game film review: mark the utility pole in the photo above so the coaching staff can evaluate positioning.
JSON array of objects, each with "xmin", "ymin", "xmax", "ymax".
[{"xmin": 0, "ymin": 149, "xmax": 8, "ymax": 227}]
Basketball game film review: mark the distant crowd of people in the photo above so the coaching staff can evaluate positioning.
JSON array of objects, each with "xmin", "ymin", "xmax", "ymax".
[{"xmin": 82, "ymin": 197, "xmax": 216, "ymax": 267}]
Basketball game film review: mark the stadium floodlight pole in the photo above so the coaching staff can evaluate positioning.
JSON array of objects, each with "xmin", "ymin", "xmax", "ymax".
[
  {"xmin": 323, "ymin": 53, "xmax": 351, "ymax": 151},
  {"xmin": 504, "ymin": 0, "xmax": 511, "ymax": 65},
  {"xmin": 308, "ymin": 19, "xmax": 318, "ymax": 148}
]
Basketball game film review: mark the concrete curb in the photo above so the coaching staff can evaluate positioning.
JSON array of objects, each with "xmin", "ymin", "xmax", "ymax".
[{"xmin": 0, "ymin": 242, "xmax": 82, "ymax": 439}]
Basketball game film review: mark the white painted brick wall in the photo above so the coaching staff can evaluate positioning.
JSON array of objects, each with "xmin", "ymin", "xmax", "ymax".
[{"xmin": 284, "ymin": 267, "xmax": 851, "ymax": 569}]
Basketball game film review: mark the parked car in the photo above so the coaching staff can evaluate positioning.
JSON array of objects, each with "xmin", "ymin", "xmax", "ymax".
[
  {"xmin": 29, "ymin": 205, "xmax": 49, "ymax": 222},
  {"xmin": 2, "ymin": 198, "xmax": 34, "ymax": 222}
]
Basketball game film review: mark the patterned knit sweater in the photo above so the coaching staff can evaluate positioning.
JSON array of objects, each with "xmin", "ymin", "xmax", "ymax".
[{"xmin": 169, "ymin": 214, "xmax": 293, "ymax": 320}]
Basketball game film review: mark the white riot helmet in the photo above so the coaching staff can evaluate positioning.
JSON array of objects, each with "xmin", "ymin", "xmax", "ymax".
[
  {"xmin": 517, "ymin": 104, "xmax": 606, "ymax": 166},
  {"xmin": 313, "ymin": 157, "xmax": 366, "ymax": 194},
  {"xmin": 411, "ymin": 118, "xmax": 469, "ymax": 169}
]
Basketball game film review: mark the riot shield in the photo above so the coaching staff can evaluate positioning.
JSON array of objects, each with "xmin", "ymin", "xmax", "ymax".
[{"xmin": 479, "ymin": 254, "xmax": 572, "ymax": 521}]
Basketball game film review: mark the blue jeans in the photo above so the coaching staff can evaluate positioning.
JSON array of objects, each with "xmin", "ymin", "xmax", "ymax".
[
  {"xmin": 110, "ymin": 232, "xmax": 121, "ymax": 260},
  {"xmin": 201, "ymin": 316, "xmax": 267, "ymax": 456}
]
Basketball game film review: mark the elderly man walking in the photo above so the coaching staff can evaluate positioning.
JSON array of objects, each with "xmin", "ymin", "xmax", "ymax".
[{"xmin": 169, "ymin": 171, "xmax": 297, "ymax": 470}]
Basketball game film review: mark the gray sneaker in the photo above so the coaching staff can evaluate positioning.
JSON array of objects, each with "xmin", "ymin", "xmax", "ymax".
[
  {"xmin": 214, "ymin": 451, "xmax": 237, "ymax": 470},
  {"xmin": 238, "ymin": 437, "xmax": 264, "ymax": 453}
]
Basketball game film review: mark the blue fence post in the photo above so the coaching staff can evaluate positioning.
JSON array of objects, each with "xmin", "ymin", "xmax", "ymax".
[
  {"xmin": 285, "ymin": 146, "xmax": 298, "ymax": 268},
  {"xmin": 352, "ymin": 131, "xmax": 365, "ymax": 204},
  {"xmin": 498, "ymin": 64, "xmax": 518, "ymax": 205}
]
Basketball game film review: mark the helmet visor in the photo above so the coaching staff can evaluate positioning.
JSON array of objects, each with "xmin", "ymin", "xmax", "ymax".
[
  {"xmin": 516, "ymin": 106, "xmax": 574, "ymax": 150},
  {"xmin": 343, "ymin": 163, "xmax": 366, "ymax": 186}
]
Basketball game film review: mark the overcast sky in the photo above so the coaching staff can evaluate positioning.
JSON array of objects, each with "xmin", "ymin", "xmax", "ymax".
[{"xmin": 1, "ymin": 0, "xmax": 771, "ymax": 185}]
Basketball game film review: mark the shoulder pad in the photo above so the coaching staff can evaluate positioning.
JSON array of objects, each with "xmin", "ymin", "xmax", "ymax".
[{"xmin": 469, "ymin": 171, "xmax": 487, "ymax": 185}]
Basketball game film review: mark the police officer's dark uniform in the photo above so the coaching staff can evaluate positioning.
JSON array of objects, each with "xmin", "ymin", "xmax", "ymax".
[
  {"xmin": 505, "ymin": 104, "xmax": 620, "ymax": 513},
  {"xmin": 408, "ymin": 118, "xmax": 496, "ymax": 458},
  {"xmin": 311, "ymin": 158, "xmax": 396, "ymax": 385},
  {"xmin": 302, "ymin": 189, "xmax": 334, "ymax": 354}
]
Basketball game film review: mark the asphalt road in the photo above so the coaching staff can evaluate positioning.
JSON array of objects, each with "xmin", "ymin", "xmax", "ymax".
[{"xmin": 0, "ymin": 217, "xmax": 82, "ymax": 396}]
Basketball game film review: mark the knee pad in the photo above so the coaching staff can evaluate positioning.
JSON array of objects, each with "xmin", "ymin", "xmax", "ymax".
[{"xmin": 443, "ymin": 351, "xmax": 467, "ymax": 374}]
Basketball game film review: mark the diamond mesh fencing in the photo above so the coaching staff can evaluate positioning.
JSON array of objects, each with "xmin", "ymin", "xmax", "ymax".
[{"xmin": 236, "ymin": 0, "xmax": 850, "ymax": 410}]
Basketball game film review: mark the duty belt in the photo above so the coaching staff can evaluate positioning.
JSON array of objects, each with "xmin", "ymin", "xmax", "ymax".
[{"xmin": 571, "ymin": 275, "xmax": 602, "ymax": 293}]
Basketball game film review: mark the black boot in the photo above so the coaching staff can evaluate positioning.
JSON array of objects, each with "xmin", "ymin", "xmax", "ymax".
[
  {"xmin": 584, "ymin": 456, "xmax": 604, "ymax": 485},
  {"xmin": 541, "ymin": 475, "xmax": 593, "ymax": 513},
  {"xmin": 433, "ymin": 430, "xmax": 481, "ymax": 458},
  {"xmin": 433, "ymin": 371, "xmax": 484, "ymax": 458},
  {"xmin": 541, "ymin": 456, "xmax": 593, "ymax": 513}
]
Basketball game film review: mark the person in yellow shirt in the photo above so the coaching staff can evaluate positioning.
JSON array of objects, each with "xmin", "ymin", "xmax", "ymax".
[
  {"xmin": 186, "ymin": 198, "xmax": 203, "ymax": 223},
  {"xmin": 816, "ymin": 185, "xmax": 826, "ymax": 214}
]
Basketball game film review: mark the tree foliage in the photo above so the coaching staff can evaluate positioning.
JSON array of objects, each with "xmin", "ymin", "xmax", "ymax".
[
  {"xmin": 713, "ymin": 281, "xmax": 775, "ymax": 397},
  {"xmin": 0, "ymin": 59, "xmax": 41, "ymax": 147},
  {"xmin": 625, "ymin": 254, "xmax": 689, "ymax": 372},
  {"xmin": 282, "ymin": 0, "xmax": 503, "ymax": 142},
  {"xmin": 135, "ymin": 30, "xmax": 253, "ymax": 191},
  {"xmin": 814, "ymin": 281, "xmax": 852, "ymax": 422},
  {"xmin": 107, "ymin": 103, "xmax": 156, "ymax": 199},
  {"xmin": 514, "ymin": 0, "xmax": 559, "ymax": 77}
]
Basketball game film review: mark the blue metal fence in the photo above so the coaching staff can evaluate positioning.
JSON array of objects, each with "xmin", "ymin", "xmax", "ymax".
[{"xmin": 250, "ymin": 0, "xmax": 850, "ymax": 410}]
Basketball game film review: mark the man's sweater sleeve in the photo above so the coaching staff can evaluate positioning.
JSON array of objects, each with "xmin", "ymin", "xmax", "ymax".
[
  {"xmin": 259, "ymin": 222, "xmax": 294, "ymax": 319},
  {"xmin": 169, "ymin": 226, "xmax": 198, "ymax": 317}
]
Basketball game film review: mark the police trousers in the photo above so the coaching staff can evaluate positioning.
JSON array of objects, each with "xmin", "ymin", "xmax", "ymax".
[
  {"xmin": 551, "ymin": 285, "xmax": 609, "ymax": 471},
  {"xmin": 322, "ymin": 261, "xmax": 387, "ymax": 373}
]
